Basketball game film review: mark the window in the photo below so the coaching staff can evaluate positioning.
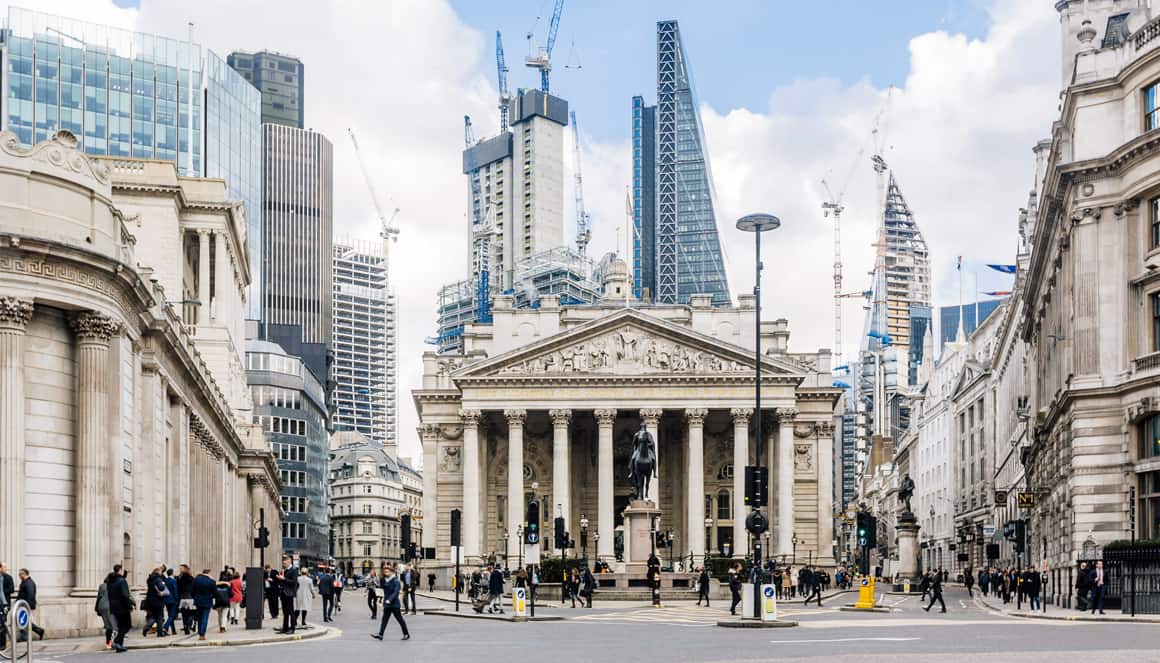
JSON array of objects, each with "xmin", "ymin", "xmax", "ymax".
[
  {"xmin": 716, "ymin": 489, "xmax": 731, "ymax": 520},
  {"xmin": 363, "ymin": 521, "xmax": 373, "ymax": 534},
  {"xmin": 1140, "ymin": 471, "xmax": 1160, "ymax": 539},
  {"xmin": 1153, "ymin": 292, "xmax": 1160, "ymax": 353},
  {"xmin": 363, "ymin": 543, "xmax": 373, "ymax": 556},
  {"xmin": 1147, "ymin": 81, "xmax": 1160, "ymax": 132},
  {"xmin": 1152, "ymin": 198, "xmax": 1160, "ymax": 249},
  {"xmin": 1141, "ymin": 414, "xmax": 1160, "ymax": 460}
]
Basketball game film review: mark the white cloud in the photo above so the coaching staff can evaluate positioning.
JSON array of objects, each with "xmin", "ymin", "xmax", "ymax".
[{"xmin": 14, "ymin": 0, "xmax": 1061, "ymax": 462}]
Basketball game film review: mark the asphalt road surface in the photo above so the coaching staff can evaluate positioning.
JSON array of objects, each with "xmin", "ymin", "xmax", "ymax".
[{"xmin": 46, "ymin": 588, "xmax": 1160, "ymax": 663}]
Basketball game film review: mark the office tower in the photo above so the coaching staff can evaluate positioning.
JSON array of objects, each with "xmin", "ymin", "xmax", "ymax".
[
  {"xmin": 631, "ymin": 20, "xmax": 731, "ymax": 306},
  {"xmin": 333, "ymin": 238, "xmax": 397, "ymax": 446},
  {"xmin": 260, "ymin": 123, "xmax": 334, "ymax": 383},
  {"xmin": 2, "ymin": 7, "xmax": 263, "ymax": 316},
  {"xmin": 226, "ymin": 50, "xmax": 304, "ymax": 128},
  {"xmin": 247, "ymin": 339, "xmax": 330, "ymax": 565},
  {"xmin": 939, "ymin": 299, "xmax": 1005, "ymax": 346}
]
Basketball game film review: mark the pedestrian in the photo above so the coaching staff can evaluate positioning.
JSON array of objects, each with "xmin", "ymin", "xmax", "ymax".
[
  {"xmin": 228, "ymin": 571, "xmax": 243, "ymax": 625},
  {"xmin": 141, "ymin": 564, "xmax": 168, "ymax": 638},
  {"xmin": 582, "ymin": 565, "xmax": 596, "ymax": 608},
  {"xmin": 177, "ymin": 564, "xmax": 196, "ymax": 634},
  {"xmin": 334, "ymin": 568, "xmax": 345, "ymax": 614},
  {"xmin": 782, "ymin": 565, "xmax": 793, "ymax": 599},
  {"xmin": 276, "ymin": 556, "xmax": 299, "ymax": 634},
  {"xmin": 569, "ymin": 568, "xmax": 582, "ymax": 608},
  {"xmin": 728, "ymin": 563, "xmax": 743, "ymax": 615},
  {"xmin": 15, "ymin": 568, "xmax": 45, "ymax": 641},
  {"xmin": 696, "ymin": 566, "xmax": 711, "ymax": 607},
  {"xmin": 366, "ymin": 570, "xmax": 379, "ymax": 620},
  {"xmin": 515, "ymin": 566, "xmax": 528, "ymax": 588},
  {"xmin": 963, "ymin": 566, "xmax": 974, "ymax": 597},
  {"xmin": 1075, "ymin": 562, "xmax": 1090, "ymax": 611},
  {"xmin": 922, "ymin": 570, "xmax": 946, "ymax": 613},
  {"xmin": 295, "ymin": 567, "xmax": 315, "ymax": 629},
  {"xmin": 265, "ymin": 564, "xmax": 280, "ymax": 619},
  {"xmin": 427, "ymin": 572, "xmax": 436, "ymax": 593},
  {"xmin": 979, "ymin": 568, "xmax": 989, "ymax": 596},
  {"xmin": 191, "ymin": 569, "xmax": 217, "ymax": 641},
  {"xmin": 94, "ymin": 570, "xmax": 116, "ymax": 649},
  {"xmin": 106, "ymin": 564, "xmax": 132, "ymax": 653},
  {"xmin": 919, "ymin": 571, "xmax": 931, "ymax": 600},
  {"xmin": 214, "ymin": 577, "xmax": 232, "ymax": 634},
  {"xmin": 370, "ymin": 564, "xmax": 410, "ymax": 641},
  {"xmin": 802, "ymin": 566, "xmax": 823, "ymax": 607},
  {"xmin": 1090, "ymin": 560, "xmax": 1106, "ymax": 615},
  {"xmin": 319, "ymin": 565, "xmax": 336, "ymax": 623},
  {"xmin": 486, "ymin": 564, "xmax": 504, "ymax": 614},
  {"xmin": 647, "ymin": 554, "xmax": 662, "ymax": 607},
  {"xmin": 1027, "ymin": 567, "xmax": 1041, "ymax": 611},
  {"xmin": 162, "ymin": 568, "xmax": 179, "ymax": 635}
]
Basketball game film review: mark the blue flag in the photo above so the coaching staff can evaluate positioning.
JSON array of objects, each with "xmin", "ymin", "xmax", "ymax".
[{"xmin": 987, "ymin": 264, "xmax": 1016, "ymax": 274}]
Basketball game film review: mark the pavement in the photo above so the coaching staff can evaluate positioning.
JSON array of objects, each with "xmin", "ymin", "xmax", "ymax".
[
  {"xmin": 27, "ymin": 586, "xmax": 1160, "ymax": 662},
  {"xmin": 972, "ymin": 588, "xmax": 1160, "ymax": 623}
]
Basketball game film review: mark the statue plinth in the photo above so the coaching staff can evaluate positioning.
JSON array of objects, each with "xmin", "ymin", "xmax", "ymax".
[
  {"xmin": 621, "ymin": 500, "xmax": 661, "ymax": 570},
  {"xmin": 893, "ymin": 509, "xmax": 922, "ymax": 591}
]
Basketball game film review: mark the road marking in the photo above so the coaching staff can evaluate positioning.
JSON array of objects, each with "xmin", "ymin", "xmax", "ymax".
[
  {"xmin": 959, "ymin": 600, "xmax": 967, "ymax": 609},
  {"xmin": 768, "ymin": 637, "xmax": 921, "ymax": 644}
]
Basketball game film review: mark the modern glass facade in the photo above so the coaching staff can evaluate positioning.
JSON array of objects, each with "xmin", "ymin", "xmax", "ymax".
[
  {"xmin": 2, "ymin": 7, "xmax": 262, "ymax": 317},
  {"xmin": 631, "ymin": 96, "xmax": 655, "ymax": 301},
  {"xmin": 226, "ymin": 50, "xmax": 303, "ymax": 128},
  {"xmin": 647, "ymin": 20, "xmax": 730, "ymax": 306},
  {"xmin": 333, "ymin": 239, "xmax": 397, "ymax": 446},
  {"xmin": 246, "ymin": 339, "xmax": 330, "ymax": 565},
  {"xmin": 939, "ymin": 299, "xmax": 1005, "ymax": 346}
]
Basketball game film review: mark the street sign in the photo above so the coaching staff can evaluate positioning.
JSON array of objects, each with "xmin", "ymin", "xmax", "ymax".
[
  {"xmin": 760, "ymin": 584, "xmax": 778, "ymax": 621},
  {"xmin": 1017, "ymin": 491, "xmax": 1035, "ymax": 509},
  {"xmin": 513, "ymin": 587, "xmax": 528, "ymax": 617},
  {"xmin": 983, "ymin": 524, "xmax": 996, "ymax": 537},
  {"xmin": 14, "ymin": 602, "xmax": 29, "ymax": 630},
  {"xmin": 994, "ymin": 489, "xmax": 1008, "ymax": 503}
]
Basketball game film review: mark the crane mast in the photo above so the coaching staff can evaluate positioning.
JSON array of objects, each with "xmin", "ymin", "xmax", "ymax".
[
  {"xmin": 348, "ymin": 128, "xmax": 399, "ymax": 272},
  {"xmin": 496, "ymin": 31, "xmax": 511, "ymax": 132},
  {"xmin": 525, "ymin": 0, "xmax": 564, "ymax": 92},
  {"xmin": 570, "ymin": 110, "xmax": 590, "ymax": 256}
]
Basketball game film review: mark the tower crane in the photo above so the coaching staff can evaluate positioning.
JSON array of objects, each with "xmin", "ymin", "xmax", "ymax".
[
  {"xmin": 463, "ymin": 115, "xmax": 492, "ymax": 323},
  {"xmin": 526, "ymin": 0, "xmax": 564, "ymax": 93},
  {"xmin": 347, "ymin": 128, "xmax": 400, "ymax": 273},
  {"xmin": 570, "ymin": 110, "xmax": 590, "ymax": 256},
  {"xmin": 496, "ymin": 31, "xmax": 511, "ymax": 132}
]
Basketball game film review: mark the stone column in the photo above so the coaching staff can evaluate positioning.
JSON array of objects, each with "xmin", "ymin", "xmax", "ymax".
[
  {"xmin": 776, "ymin": 408, "xmax": 797, "ymax": 559},
  {"xmin": 460, "ymin": 410, "xmax": 482, "ymax": 559},
  {"xmin": 686, "ymin": 409, "xmax": 707, "ymax": 563},
  {"xmin": 639, "ymin": 408, "xmax": 663, "ymax": 506},
  {"xmin": 595, "ymin": 409, "xmax": 616, "ymax": 559},
  {"xmin": 730, "ymin": 408, "xmax": 752, "ymax": 557},
  {"xmin": 71, "ymin": 311, "xmax": 121, "ymax": 594},
  {"xmin": 0, "ymin": 298, "xmax": 33, "ymax": 570},
  {"xmin": 550, "ymin": 409, "xmax": 572, "ymax": 537},
  {"xmin": 213, "ymin": 230, "xmax": 228, "ymax": 320},
  {"xmin": 817, "ymin": 421, "xmax": 835, "ymax": 564},
  {"xmin": 505, "ymin": 409, "xmax": 526, "ymax": 557},
  {"xmin": 420, "ymin": 424, "xmax": 441, "ymax": 551},
  {"xmin": 197, "ymin": 230, "xmax": 211, "ymax": 325}
]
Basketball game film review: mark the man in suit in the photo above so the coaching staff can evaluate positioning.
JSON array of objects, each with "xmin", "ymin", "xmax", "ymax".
[
  {"xmin": 16, "ymin": 569, "xmax": 45, "ymax": 641},
  {"xmin": 276, "ymin": 556, "xmax": 299, "ymax": 634},
  {"xmin": 0, "ymin": 562, "xmax": 14, "ymax": 649},
  {"xmin": 922, "ymin": 570, "xmax": 947, "ymax": 613},
  {"xmin": 404, "ymin": 564, "xmax": 418, "ymax": 615},
  {"xmin": 802, "ymin": 566, "xmax": 823, "ymax": 607},
  {"xmin": 1090, "ymin": 560, "xmax": 1106, "ymax": 615},
  {"xmin": 317, "ymin": 566, "xmax": 335, "ymax": 623},
  {"xmin": 265, "ymin": 564, "xmax": 280, "ymax": 619},
  {"xmin": 370, "ymin": 564, "xmax": 410, "ymax": 641}
]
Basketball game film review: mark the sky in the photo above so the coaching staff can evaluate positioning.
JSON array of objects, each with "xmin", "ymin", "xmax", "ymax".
[{"xmin": 14, "ymin": 0, "xmax": 1062, "ymax": 463}]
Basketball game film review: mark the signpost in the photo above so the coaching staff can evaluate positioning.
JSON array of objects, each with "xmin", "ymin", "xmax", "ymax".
[
  {"xmin": 760, "ymin": 584, "xmax": 778, "ymax": 622},
  {"xmin": 11, "ymin": 598, "xmax": 32, "ymax": 661},
  {"xmin": 854, "ymin": 577, "xmax": 877, "ymax": 609},
  {"xmin": 513, "ymin": 586, "xmax": 528, "ymax": 619},
  {"xmin": 1017, "ymin": 491, "xmax": 1035, "ymax": 509}
]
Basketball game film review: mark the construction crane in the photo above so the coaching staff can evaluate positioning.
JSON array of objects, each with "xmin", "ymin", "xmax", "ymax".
[
  {"xmin": 570, "ymin": 110, "xmax": 590, "ymax": 257},
  {"xmin": 347, "ymin": 128, "xmax": 400, "ymax": 272},
  {"xmin": 496, "ymin": 31, "xmax": 511, "ymax": 132},
  {"xmin": 463, "ymin": 115, "xmax": 492, "ymax": 323},
  {"xmin": 526, "ymin": 0, "xmax": 564, "ymax": 93}
]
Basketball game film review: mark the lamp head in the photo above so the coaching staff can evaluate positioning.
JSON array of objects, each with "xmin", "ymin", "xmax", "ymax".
[{"xmin": 736, "ymin": 213, "xmax": 781, "ymax": 233}]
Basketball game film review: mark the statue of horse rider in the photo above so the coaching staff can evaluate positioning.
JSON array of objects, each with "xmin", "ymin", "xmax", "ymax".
[{"xmin": 629, "ymin": 423, "xmax": 657, "ymax": 503}]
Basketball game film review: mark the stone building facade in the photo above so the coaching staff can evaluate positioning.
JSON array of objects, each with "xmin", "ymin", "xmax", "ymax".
[
  {"xmin": 328, "ymin": 431, "xmax": 409, "ymax": 575},
  {"xmin": 0, "ymin": 131, "xmax": 281, "ymax": 636},
  {"xmin": 414, "ymin": 278, "xmax": 840, "ymax": 573}
]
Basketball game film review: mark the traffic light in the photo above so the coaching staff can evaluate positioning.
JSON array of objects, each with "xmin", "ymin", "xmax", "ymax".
[
  {"xmin": 1003, "ymin": 520, "xmax": 1017, "ymax": 542},
  {"xmin": 856, "ymin": 512, "xmax": 869, "ymax": 546},
  {"xmin": 525, "ymin": 500, "xmax": 540, "ymax": 544},
  {"xmin": 554, "ymin": 516, "xmax": 567, "ymax": 550},
  {"xmin": 254, "ymin": 526, "xmax": 270, "ymax": 549},
  {"xmin": 745, "ymin": 509, "xmax": 768, "ymax": 536},
  {"xmin": 450, "ymin": 508, "xmax": 461, "ymax": 547},
  {"xmin": 400, "ymin": 514, "xmax": 412, "ymax": 552},
  {"xmin": 1013, "ymin": 519, "xmax": 1026, "ymax": 555},
  {"xmin": 866, "ymin": 514, "xmax": 878, "ymax": 548},
  {"xmin": 744, "ymin": 466, "xmax": 768, "ymax": 506},
  {"xmin": 654, "ymin": 531, "xmax": 667, "ymax": 549}
]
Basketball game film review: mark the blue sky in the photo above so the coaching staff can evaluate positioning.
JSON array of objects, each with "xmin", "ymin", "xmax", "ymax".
[{"xmin": 451, "ymin": 0, "xmax": 991, "ymax": 143}]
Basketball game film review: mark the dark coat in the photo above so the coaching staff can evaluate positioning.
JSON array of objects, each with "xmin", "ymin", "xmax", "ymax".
[
  {"xmin": 192, "ymin": 574, "xmax": 217, "ymax": 610},
  {"xmin": 107, "ymin": 573, "xmax": 133, "ymax": 615},
  {"xmin": 317, "ymin": 573, "xmax": 335, "ymax": 596},
  {"xmin": 280, "ymin": 567, "xmax": 299, "ymax": 598},
  {"xmin": 17, "ymin": 576, "xmax": 36, "ymax": 609},
  {"xmin": 163, "ymin": 576, "xmax": 178, "ymax": 606},
  {"xmin": 145, "ymin": 571, "xmax": 166, "ymax": 610},
  {"xmin": 929, "ymin": 575, "xmax": 943, "ymax": 596},
  {"xmin": 0, "ymin": 573, "xmax": 13, "ymax": 607},
  {"xmin": 488, "ymin": 569, "xmax": 504, "ymax": 595},
  {"xmin": 177, "ymin": 571, "xmax": 195, "ymax": 599},
  {"xmin": 380, "ymin": 575, "xmax": 402, "ymax": 609}
]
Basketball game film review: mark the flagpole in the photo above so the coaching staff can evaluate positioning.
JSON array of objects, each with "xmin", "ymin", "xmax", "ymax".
[{"xmin": 974, "ymin": 270, "xmax": 979, "ymax": 333}]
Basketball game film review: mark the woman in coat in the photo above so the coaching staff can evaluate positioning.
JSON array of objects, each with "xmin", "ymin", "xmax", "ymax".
[
  {"xmin": 94, "ymin": 576, "xmax": 115, "ymax": 649},
  {"xmin": 295, "ymin": 568, "xmax": 316, "ymax": 628},
  {"xmin": 142, "ymin": 565, "xmax": 168, "ymax": 638},
  {"xmin": 213, "ymin": 578, "xmax": 232, "ymax": 633},
  {"xmin": 228, "ymin": 572, "xmax": 243, "ymax": 625}
]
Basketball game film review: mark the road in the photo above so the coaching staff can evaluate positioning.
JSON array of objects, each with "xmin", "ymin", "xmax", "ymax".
[{"xmin": 47, "ymin": 588, "xmax": 1160, "ymax": 662}]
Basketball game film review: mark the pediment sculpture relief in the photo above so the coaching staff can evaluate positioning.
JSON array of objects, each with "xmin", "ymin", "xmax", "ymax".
[{"xmin": 494, "ymin": 325, "xmax": 751, "ymax": 376}]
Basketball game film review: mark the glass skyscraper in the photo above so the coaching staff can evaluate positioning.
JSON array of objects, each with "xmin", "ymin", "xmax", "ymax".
[
  {"xmin": 1, "ymin": 7, "xmax": 262, "ymax": 316},
  {"xmin": 632, "ymin": 20, "xmax": 731, "ymax": 306},
  {"xmin": 226, "ymin": 50, "xmax": 304, "ymax": 128}
]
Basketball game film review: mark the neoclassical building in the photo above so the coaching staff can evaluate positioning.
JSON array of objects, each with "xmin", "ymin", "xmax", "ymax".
[
  {"xmin": 329, "ymin": 431, "xmax": 411, "ymax": 575},
  {"xmin": 415, "ymin": 270, "xmax": 840, "ymax": 573},
  {"xmin": 0, "ymin": 131, "xmax": 281, "ymax": 635}
]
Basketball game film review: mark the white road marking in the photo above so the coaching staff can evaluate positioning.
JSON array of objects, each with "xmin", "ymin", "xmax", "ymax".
[{"xmin": 768, "ymin": 637, "xmax": 921, "ymax": 644}]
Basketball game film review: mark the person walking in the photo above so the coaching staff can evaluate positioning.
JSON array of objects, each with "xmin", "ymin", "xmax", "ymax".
[
  {"xmin": 979, "ymin": 568, "xmax": 989, "ymax": 597},
  {"xmin": 406, "ymin": 565, "xmax": 418, "ymax": 615},
  {"xmin": 370, "ymin": 564, "xmax": 410, "ymax": 642},
  {"xmin": 276, "ymin": 556, "xmax": 299, "ymax": 634},
  {"xmin": 696, "ymin": 566, "xmax": 711, "ymax": 607},
  {"xmin": 781, "ymin": 565, "xmax": 793, "ymax": 600},
  {"xmin": 228, "ymin": 571, "xmax": 243, "ymax": 625},
  {"xmin": 213, "ymin": 577, "xmax": 232, "ymax": 634},
  {"xmin": 177, "ymin": 564, "xmax": 196, "ymax": 634},
  {"xmin": 365, "ymin": 570, "xmax": 379, "ymax": 620},
  {"xmin": 190, "ymin": 569, "xmax": 217, "ymax": 641},
  {"xmin": 1027, "ymin": 567, "xmax": 1041, "ymax": 611},
  {"xmin": 568, "ymin": 568, "xmax": 582, "ymax": 608},
  {"xmin": 333, "ymin": 568, "xmax": 345, "ymax": 614},
  {"xmin": 728, "ymin": 563, "xmax": 743, "ymax": 615},
  {"xmin": 294, "ymin": 568, "xmax": 315, "ymax": 629},
  {"xmin": 15, "ymin": 569, "xmax": 45, "ymax": 641},
  {"xmin": 427, "ymin": 572, "xmax": 436, "ymax": 593},
  {"xmin": 318, "ymin": 566, "xmax": 336, "ymax": 623},
  {"xmin": 802, "ymin": 566, "xmax": 823, "ymax": 607},
  {"xmin": 582, "ymin": 565, "xmax": 596, "ymax": 608},
  {"xmin": 94, "ymin": 571, "xmax": 116, "ymax": 649},
  {"xmin": 265, "ymin": 564, "xmax": 280, "ymax": 620},
  {"xmin": 162, "ymin": 568, "xmax": 179, "ymax": 635},
  {"xmin": 919, "ymin": 571, "xmax": 931, "ymax": 601},
  {"xmin": 963, "ymin": 566, "xmax": 974, "ymax": 597},
  {"xmin": 1090, "ymin": 560, "xmax": 1106, "ymax": 615},
  {"xmin": 106, "ymin": 564, "xmax": 132, "ymax": 653},
  {"xmin": 141, "ymin": 565, "xmax": 168, "ymax": 638},
  {"xmin": 923, "ymin": 570, "xmax": 946, "ymax": 613},
  {"xmin": 486, "ymin": 564, "xmax": 504, "ymax": 614},
  {"xmin": 0, "ymin": 562, "xmax": 13, "ymax": 651}
]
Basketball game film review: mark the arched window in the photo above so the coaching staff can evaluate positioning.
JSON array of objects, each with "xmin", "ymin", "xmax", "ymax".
[{"xmin": 717, "ymin": 489, "xmax": 731, "ymax": 520}]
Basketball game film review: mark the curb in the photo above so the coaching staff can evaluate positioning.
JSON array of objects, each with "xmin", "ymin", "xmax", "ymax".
[
  {"xmin": 125, "ymin": 626, "xmax": 332, "ymax": 650},
  {"xmin": 716, "ymin": 619, "xmax": 798, "ymax": 628},
  {"xmin": 425, "ymin": 610, "xmax": 564, "ymax": 622},
  {"xmin": 974, "ymin": 595, "xmax": 1160, "ymax": 624},
  {"xmin": 839, "ymin": 605, "xmax": 891, "ymax": 613}
]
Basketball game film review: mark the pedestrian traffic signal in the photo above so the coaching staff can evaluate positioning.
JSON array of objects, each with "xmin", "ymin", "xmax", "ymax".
[
  {"xmin": 525, "ymin": 501, "xmax": 540, "ymax": 544},
  {"xmin": 744, "ymin": 466, "xmax": 768, "ymax": 506},
  {"xmin": 450, "ymin": 508, "xmax": 461, "ymax": 547},
  {"xmin": 554, "ymin": 516, "xmax": 567, "ymax": 549},
  {"xmin": 401, "ymin": 514, "xmax": 412, "ymax": 552},
  {"xmin": 254, "ymin": 526, "xmax": 270, "ymax": 549},
  {"xmin": 1013, "ymin": 519, "xmax": 1026, "ymax": 554}
]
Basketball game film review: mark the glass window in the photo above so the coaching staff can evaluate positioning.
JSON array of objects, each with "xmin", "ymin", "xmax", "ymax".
[
  {"xmin": 1153, "ymin": 293, "xmax": 1160, "ymax": 353},
  {"xmin": 716, "ymin": 489, "xmax": 731, "ymax": 520},
  {"xmin": 1141, "ymin": 415, "xmax": 1160, "ymax": 460},
  {"xmin": 1152, "ymin": 198, "xmax": 1160, "ymax": 249},
  {"xmin": 1147, "ymin": 82, "xmax": 1160, "ymax": 132}
]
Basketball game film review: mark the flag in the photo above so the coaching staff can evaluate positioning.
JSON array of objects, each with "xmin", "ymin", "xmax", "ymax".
[
  {"xmin": 987, "ymin": 264, "xmax": 1017, "ymax": 274},
  {"xmin": 956, "ymin": 256, "xmax": 962, "ymax": 271},
  {"xmin": 982, "ymin": 291, "xmax": 1011, "ymax": 296}
]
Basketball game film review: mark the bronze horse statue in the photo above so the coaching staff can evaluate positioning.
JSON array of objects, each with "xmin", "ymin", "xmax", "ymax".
[{"xmin": 629, "ymin": 423, "xmax": 657, "ymax": 502}]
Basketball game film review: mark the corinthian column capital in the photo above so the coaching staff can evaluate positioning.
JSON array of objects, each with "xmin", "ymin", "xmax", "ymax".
[
  {"xmin": 549, "ymin": 409, "xmax": 573, "ymax": 426},
  {"xmin": 775, "ymin": 407, "xmax": 798, "ymax": 424},
  {"xmin": 70, "ymin": 311, "xmax": 121, "ymax": 343},
  {"xmin": 730, "ymin": 408, "xmax": 753, "ymax": 425},
  {"xmin": 504, "ymin": 408, "xmax": 527, "ymax": 426},
  {"xmin": 639, "ymin": 408, "xmax": 663, "ymax": 426},
  {"xmin": 685, "ymin": 408, "xmax": 708, "ymax": 426},
  {"xmin": 594, "ymin": 409, "xmax": 617, "ymax": 426},
  {"xmin": 0, "ymin": 297, "xmax": 34, "ymax": 329}
]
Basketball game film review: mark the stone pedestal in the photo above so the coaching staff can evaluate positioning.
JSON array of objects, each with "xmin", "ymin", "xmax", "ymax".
[
  {"xmin": 894, "ymin": 510, "xmax": 921, "ymax": 591},
  {"xmin": 622, "ymin": 500, "xmax": 661, "ymax": 570}
]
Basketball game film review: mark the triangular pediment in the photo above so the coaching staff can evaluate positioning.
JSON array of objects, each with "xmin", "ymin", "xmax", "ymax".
[
  {"xmin": 454, "ymin": 308, "xmax": 806, "ymax": 380},
  {"xmin": 951, "ymin": 360, "xmax": 989, "ymax": 399}
]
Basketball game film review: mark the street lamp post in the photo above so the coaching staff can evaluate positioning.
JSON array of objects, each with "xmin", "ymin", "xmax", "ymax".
[
  {"xmin": 792, "ymin": 533, "xmax": 799, "ymax": 566},
  {"xmin": 580, "ymin": 514, "xmax": 590, "ymax": 566},
  {"xmin": 517, "ymin": 525, "xmax": 524, "ymax": 571},
  {"xmin": 704, "ymin": 516, "xmax": 714, "ymax": 569},
  {"xmin": 503, "ymin": 528, "xmax": 509, "ymax": 572},
  {"xmin": 737, "ymin": 212, "xmax": 781, "ymax": 621}
]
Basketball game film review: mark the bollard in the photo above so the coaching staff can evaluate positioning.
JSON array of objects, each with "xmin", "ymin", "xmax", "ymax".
[{"xmin": 10, "ymin": 599, "xmax": 32, "ymax": 661}]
